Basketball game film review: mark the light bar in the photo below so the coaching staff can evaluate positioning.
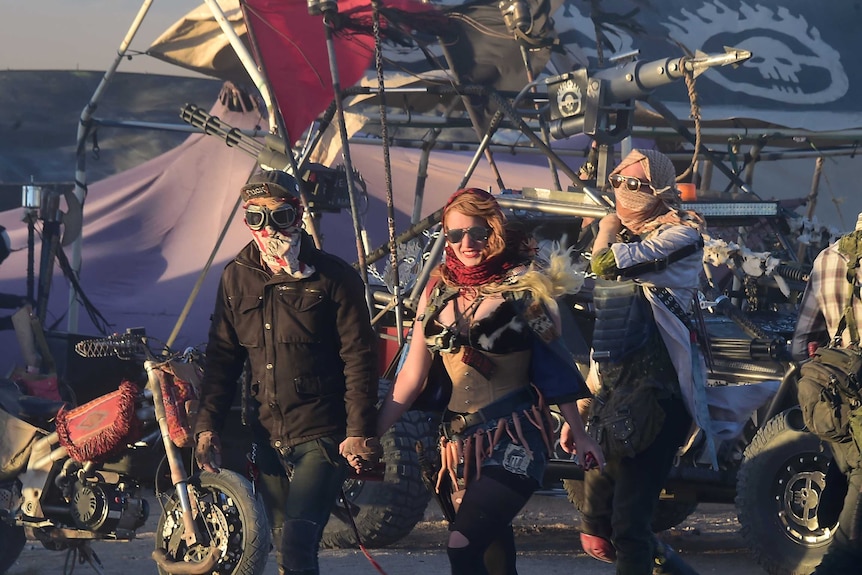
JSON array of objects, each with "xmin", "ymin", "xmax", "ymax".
[{"xmin": 682, "ymin": 201, "xmax": 780, "ymax": 217}]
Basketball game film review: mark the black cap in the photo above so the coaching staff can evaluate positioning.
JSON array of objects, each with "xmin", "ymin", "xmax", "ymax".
[{"xmin": 240, "ymin": 170, "xmax": 299, "ymax": 202}]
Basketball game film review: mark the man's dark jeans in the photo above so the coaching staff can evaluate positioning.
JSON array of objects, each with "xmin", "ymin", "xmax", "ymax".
[
  {"xmin": 581, "ymin": 396, "xmax": 692, "ymax": 575},
  {"xmin": 255, "ymin": 432, "xmax": 348, "ymax": 574}
]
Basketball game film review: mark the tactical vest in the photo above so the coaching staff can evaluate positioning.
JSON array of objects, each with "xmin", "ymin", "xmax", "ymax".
[{"xmin": 591, "ymin": 279, "xmax": 656, "ymax": 364}]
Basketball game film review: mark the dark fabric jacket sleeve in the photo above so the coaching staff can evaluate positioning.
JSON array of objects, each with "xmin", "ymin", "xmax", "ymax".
[
  {"xmin": 331, "ymin": 267, "xmax": 378, "ymax": 438},
  {"xmin": 195, "ymin": 273, "xmax": 247, "ymax": 436}
]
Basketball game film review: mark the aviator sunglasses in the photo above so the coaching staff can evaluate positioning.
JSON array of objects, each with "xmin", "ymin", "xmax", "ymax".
[
  {"xmin": 609, "ymin": 173, "xmax": 655, "ymax": 193},
  {"xmin": 245, "ymin": 203, "xmax": 299, "ymax": 231},
  {"xmin": 445, "ymin": 226, "xmax": 491, "ymax": 244}
]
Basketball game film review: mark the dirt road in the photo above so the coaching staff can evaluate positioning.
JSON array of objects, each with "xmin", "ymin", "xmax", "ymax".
[{"xmin": 7, "ymin": 492, "xmax": 768, "ymax": 575}]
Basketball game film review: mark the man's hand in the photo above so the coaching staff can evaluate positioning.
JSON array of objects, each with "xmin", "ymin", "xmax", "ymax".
[
  {"xmin": 194, "ymin": 431, "xmax": 222, "ymax": 473},
  {"xmin": 339, "ymin": 436, "xmax": 383, "ymax": 472}
]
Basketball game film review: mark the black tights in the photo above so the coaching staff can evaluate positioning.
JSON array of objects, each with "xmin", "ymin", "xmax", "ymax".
[{"xmin": 447, "ymin": 468, "xmax": 536, "ymax": 575}]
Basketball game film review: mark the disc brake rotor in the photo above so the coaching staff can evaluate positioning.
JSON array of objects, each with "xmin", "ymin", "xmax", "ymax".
[{"xmin": 158, "ymin": 485, "xmax": 244, "ymax": 574}]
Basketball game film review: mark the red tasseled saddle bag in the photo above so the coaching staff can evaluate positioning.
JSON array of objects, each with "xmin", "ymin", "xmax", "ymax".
[{"xmin": 55, "ymin": 381, "xmax": 141, "ymax": 463}]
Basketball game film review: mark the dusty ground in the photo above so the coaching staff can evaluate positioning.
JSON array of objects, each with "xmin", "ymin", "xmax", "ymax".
[{"xmin": 6, "ymin": 489, "xmax": 768, "ymax": 575}]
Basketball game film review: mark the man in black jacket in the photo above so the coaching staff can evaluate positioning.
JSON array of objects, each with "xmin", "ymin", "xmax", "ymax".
[{"xmin": 194, "ymin": 169, "xmax": 381, "ymax": 575}]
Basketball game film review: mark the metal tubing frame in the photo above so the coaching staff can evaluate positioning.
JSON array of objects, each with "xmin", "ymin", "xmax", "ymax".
[
  {"xmin": 70, "ymin": 0, "xmax": 154, "ymax": 332},
  {"xmin": 319, "ymin": 8, "xmax": 373, "ymax": 314}
]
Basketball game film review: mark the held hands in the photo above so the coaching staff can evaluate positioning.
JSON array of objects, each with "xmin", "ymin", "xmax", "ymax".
[
  {"xmin": 339, "ymin": 436, "xmax": 383, "ymax": 472},
  {"xmin": 194, "ymin": 431, "xmax": 222, "ymax": 473},
  {"xmin": 560, "ymin": 422, "xmax": 605, "ymax": 472}
]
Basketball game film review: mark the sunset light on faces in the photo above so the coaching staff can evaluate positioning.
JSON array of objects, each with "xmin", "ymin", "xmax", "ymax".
[
  {"xmin": 617, "ymin": 161, "xmax": 649, "ymax": 188},
  {"xmin": 244, "ymin": 197, "xmax": 300, "ymax": 232},
  {"xmin": 445, "ymin": 211, "xmax": 488, "ymax": 267}
]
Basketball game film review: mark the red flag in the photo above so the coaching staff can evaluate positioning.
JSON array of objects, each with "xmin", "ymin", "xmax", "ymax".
[{"xmin": 243, "ymin": 0, "xmax": 444, "ymax": 143}]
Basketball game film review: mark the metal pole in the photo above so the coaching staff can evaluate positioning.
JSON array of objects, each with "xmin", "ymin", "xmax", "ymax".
[
  {"xmin": 203, "ymin": 0, "xmax": 278, "ymax": 133},
  {"xmin": 413, "ymin": 99, "xmax": 461, "ymax": 225},
  {"xmin": 486, "ymin": 89, "xmax": 608, "ymax": 206},
  {"xmin": 423, "ymin": 0, "xmax": 505, "ymax": 190},
  {"xmin": 797, "ymin": 156, "xmax": 825, "ymax": 263},
  {"xmin": 235, "ymin": 1, "xmax": 324, "ymax": 249},
  {"xmin": 70, "ymin": 0, "xmax": 153, "ymax": 332},
  {"xmin": 370, "ymin": 0, "xmax": 403, "ymax": 344},
  {"xmin": 517, "ymin": 44, "xmax": 562, "ymax": 191},
  {"xmin": 165, "ymin": 188, "xmax": 247, "ymax": 351},
  {"xmin": 318, "ymin": 5, "xmax": 372, "ymax": 312},
  {"xmin": 645, "ymin": 95, "xmax": 753, "ymax": 194}
]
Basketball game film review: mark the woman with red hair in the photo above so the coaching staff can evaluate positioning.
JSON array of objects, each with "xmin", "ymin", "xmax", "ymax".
[{"xmin": 377, "ymin": 187, "xmax": 603, "ymax": 574}]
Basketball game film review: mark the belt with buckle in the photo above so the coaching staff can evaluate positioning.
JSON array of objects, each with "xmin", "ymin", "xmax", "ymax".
[{"xmin": 442, "ymin": 387, "xmax": 535, "ymax": 436}]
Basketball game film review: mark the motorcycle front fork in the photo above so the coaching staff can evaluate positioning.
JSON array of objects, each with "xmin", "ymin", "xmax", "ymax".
[{"xmin": 145, "ymin": 360, "xmax": 201, "ymax": 546}]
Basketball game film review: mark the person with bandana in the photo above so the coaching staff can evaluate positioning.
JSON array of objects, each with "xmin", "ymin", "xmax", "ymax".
[
  {"xmin": 376, "ymin": 187, "xmax": 604, "ymax": 575},
  {"xmin": 562, "ymin": 149, "xmax": 708, "ymax": 575},
  {"xmin": 193, "ymin": 169, "xmax": 382, "ymax": 575}
]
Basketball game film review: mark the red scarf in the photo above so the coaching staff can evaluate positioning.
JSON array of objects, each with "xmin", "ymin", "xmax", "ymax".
[
  {"xmin": 441, "ymin": 225, "xmax": 529, "ymax": 288},
  {"xmin": 441, "ymin": 245, "xmax": 517, "ymax": 287}
]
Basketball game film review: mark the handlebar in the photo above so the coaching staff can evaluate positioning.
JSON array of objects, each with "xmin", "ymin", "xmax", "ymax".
[{"xmin": 74, "ymin": 333, "xmax": 148, "ymax": 360}]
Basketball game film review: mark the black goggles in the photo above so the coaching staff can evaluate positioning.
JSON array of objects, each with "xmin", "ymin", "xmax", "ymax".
[
  {"xmin": 444, "ymin": 226, "xmax": 491, "ymax": 244},
  {"xmin": 609, "ymin": 174, "xmax": 655, "ymax": 192},
  {"xmin": 245, "ymin": 204, "xmax": 298, "ymax": 231}
]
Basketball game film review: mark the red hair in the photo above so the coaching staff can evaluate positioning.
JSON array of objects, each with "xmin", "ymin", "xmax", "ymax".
[{"xmin": 442, "ymin": 188, "xmax": 506, "ymax": 259}]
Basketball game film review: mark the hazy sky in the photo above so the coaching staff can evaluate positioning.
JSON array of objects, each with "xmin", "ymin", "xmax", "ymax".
[{"xmin": 0, "ymin": 1, "xmax": 205, "ymax": 76}]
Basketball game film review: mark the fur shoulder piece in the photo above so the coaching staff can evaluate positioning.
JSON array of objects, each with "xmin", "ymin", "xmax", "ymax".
[{"xmin": 485, "ymin": 243, "xmax": 585, "ymax": 305}]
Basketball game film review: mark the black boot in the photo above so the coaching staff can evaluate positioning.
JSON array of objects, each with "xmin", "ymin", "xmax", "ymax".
[{"xmin": 652, "ymin": 540, "xmax": 700, "ymax": 575}]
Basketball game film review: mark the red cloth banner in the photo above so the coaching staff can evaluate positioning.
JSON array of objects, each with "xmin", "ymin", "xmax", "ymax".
[{"xmin": 243, "ymin": 0, "xmax": 442, "ymax": 141}]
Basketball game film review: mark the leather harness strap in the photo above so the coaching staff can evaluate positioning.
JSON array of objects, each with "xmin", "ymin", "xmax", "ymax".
[{"xmin": 617, "ymin": 237, "xmax": 704, "ymax": 278}]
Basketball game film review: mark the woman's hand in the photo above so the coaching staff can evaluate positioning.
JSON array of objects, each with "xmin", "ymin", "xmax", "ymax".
[{"xmin": 560, "ymin": 421, "xmax": 605, "ymax": 472}]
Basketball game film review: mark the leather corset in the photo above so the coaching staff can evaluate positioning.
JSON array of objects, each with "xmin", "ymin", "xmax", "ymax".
[{"xmin": 444, "ymin": 348, "xmax": 531, "ymax": 413}]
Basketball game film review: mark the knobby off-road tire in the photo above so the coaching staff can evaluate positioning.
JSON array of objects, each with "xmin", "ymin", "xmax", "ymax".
[
  {"xmin": 155, "ymin": 469, "xmax": 271, "ymax": 575},
  {"xmin": 0, "ymin": 522, "xmax": 26, "ymax": 574},
  {"xmin": 563, "ymin": 479, "xmax": 698, "ymax": 533},
  {"xmin": 321, "ymin": 409, "xmax": 435, "ymax": 548},
  {"xmin": 736, "ymin": 407, "xmax": 834, "ymax": 575}
]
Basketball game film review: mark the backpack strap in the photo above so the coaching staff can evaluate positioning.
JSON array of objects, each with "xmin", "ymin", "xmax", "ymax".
[
  {"xmin": 616, "ymin": 236, "xmax": 704, "ymax": 278},
  {"xmin": 648, "ymin": 286, "xmax": 690, "ymax": 327},
  {"xmin": 420, "ymin": 279, "xmax": 459, "ymax": 354},
  {"xmin": 835, "ymin": 231, "xmax": 862, "ymax": 347}
]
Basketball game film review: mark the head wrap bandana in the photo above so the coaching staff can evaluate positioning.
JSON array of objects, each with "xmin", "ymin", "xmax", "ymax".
[{"xmin": 610, "ymin": 149, "xmax": 704, "ymax": 235}]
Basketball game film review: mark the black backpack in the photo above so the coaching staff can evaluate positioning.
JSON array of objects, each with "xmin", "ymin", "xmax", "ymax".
[{"xmin": 797, "ymin": 231, "xmax": 862, "ymax": 443}]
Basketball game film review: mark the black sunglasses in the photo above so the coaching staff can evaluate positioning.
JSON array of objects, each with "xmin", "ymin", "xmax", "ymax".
[
  {"xmin": 609, "ymin": 174, "xmax": 654, "ymax": 192},
  {"xmin": 445, "ymin": 226, "xmax": 491, "ymax": 244},
  {"xmin": 245, "ymin": 204, "xmax": 298, "ymax": 231}
]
